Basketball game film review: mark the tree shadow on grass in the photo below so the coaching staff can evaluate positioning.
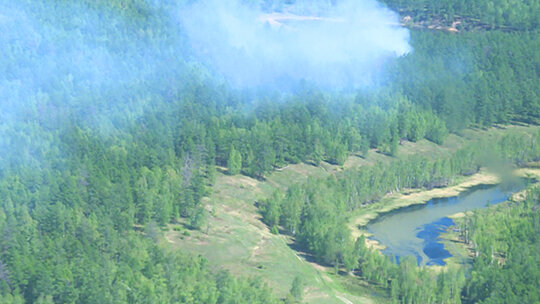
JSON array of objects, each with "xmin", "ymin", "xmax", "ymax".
[{"xmin": 286, "ymin": 241, "xmax": 334, "ymax": 268}]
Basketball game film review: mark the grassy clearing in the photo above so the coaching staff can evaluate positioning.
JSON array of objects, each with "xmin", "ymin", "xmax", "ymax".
[
  {"xmin": 166, "ymin": 165, "xmax": 369, "ymax": 304},
  {"xmin": 163, "ymin": 124, "xmax": 539, "ymax": 303}
]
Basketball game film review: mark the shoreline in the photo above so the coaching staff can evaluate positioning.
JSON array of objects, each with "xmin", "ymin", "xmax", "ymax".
[
  {"xmin": 438, "ymin": 167, "xmax": 540, "ymax": 269},
  {"xmin": 349, "ymin": 167, "xmax": 540, "ymax": 268},
  {"xmin": 349, "ymin": 168, "xmax": 500, "ymax": 242}
]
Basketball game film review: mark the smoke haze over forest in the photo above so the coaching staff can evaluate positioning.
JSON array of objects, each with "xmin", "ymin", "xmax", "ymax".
[
  {"xmin": 0, "ymin": 1, "xmax": 538, "ymax": 304},
  {"xmin": 180, "ymin": 0, "xmax": 411, "ymax": 89}
]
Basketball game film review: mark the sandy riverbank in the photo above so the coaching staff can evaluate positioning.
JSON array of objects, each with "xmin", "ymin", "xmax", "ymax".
[{"xmin": 349, "ymin": 169, "xmax": 500, "ymax": 241}]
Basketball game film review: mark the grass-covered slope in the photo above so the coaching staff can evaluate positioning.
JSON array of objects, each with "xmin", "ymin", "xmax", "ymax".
[{"xmin": 168, "ymin": 125, "xmax": 539, "ymax": 303}]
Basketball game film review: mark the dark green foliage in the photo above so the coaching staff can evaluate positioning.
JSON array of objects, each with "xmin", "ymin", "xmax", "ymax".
[
  {"xmin": 353, "ymin": 236, "xmax": 466, "ymax": 304},
  {"xmin": 259, "ymin": 190, "xmax": 283, "ymax": 231},
  {"xmin": 380, "ymin": 0, "xmax": 540, "ymax": 31},
  {"xmin": 289, "ymin": 276, "xmax": 304, "ymax": 302},
  {"xmin": 257, "ymin": 131, "xmax": 539, "ymax": 303},
  {"xmin": 460, "ymin": 187, "xmax": 540, "ymax": 304},
  {"xmin": 0, "ymin": 0, "xmax": 538, "ymax": 302},
  {"xmin": 285, "ymin": 131, "xmax": 537, "ymax": 262},
  {"xmin": 0, "ymin": 129, "xmax": 281, "ymax": 303}
]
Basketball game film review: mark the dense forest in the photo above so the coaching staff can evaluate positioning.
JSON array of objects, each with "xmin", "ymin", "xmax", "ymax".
[
  {"xmin": 0, "ymin": 0, "xmax": 538, "ymax": 303},
  {"xmin": 459, "ymin": 188, "xmax": 540, "ymax": 304},
  {"xmin": 381, "ymin": 0, "xmax": 540, "ymax": 30},
  {"xmin": 258, "ymin": 127, "xmax": 540, "ymax": 303}
]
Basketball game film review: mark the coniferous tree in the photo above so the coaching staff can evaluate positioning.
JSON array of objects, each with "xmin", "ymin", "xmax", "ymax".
[{"xmin": 227, "ymin": 145, "xmax": 242, "ymax": 175}]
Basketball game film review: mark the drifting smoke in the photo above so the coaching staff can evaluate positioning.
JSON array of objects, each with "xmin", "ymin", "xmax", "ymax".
[
  {"xmin": 180, "ymin": 0, "xmax": 411, "ymax": 89},
  {"xmin": 0, "ymin": 0, "xmax": 191, "ymax": 129},
  {"xmin": 0, "ymin": 0, "xmax": 190, "ymax": 172},
  {"xmin": 0, "ymin": 0, "xmax": 410, "ymax": 172}
]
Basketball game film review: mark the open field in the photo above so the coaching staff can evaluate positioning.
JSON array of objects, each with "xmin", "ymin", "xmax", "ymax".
[
  {"xmin": 164, "ymin": 124, "xmax": 539, "ymax": 303},
  {"xmin": 165, "ymin": 163, "xmax": 376, "ymax": 304}
]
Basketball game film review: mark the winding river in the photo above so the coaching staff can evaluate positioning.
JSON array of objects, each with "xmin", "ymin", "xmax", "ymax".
[{"xmin": 367, "ymin": 179, "xmax": 529, "ymax": 266}]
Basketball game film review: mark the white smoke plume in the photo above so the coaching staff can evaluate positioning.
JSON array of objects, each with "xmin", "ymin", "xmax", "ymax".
[{"xmin": 180, "ymin": 0, "xmax": 411, "ymax": 89}]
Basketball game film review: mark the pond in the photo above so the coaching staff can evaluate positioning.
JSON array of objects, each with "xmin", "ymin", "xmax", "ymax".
[{"xmin": 366, "ymin": 180, "xmax": 529, "ymax": 266}]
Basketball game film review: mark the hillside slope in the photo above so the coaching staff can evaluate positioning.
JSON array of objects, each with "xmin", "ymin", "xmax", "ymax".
[{"xmin": 165, "ymin": 124, "xmax": 539, "ymax": 303}]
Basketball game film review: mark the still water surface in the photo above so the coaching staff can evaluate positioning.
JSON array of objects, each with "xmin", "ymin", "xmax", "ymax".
[{"xmin": 367, "ymin": 181, "xmax": 527, "ymax": 266}]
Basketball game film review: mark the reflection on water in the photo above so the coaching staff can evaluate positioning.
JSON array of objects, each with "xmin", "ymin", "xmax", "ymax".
[{"xmin": 367, "ymin": 180, "xmax": 528, "ymax": 266}]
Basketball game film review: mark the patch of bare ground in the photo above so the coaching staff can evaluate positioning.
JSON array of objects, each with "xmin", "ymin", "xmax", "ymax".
[
  {"xmin": 218, "ymin": 173, "xmax": 261, "ymax": 191},
  {"xmin": 250, "ymin": 236, "xmax": 268, "ymax": 260},
  {"xmin": 514, "ymin": 168, "xmax": 540, "ymax": 179}
]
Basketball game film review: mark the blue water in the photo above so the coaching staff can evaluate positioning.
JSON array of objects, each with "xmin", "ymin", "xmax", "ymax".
[
  {"xmin": 417, "ymin": 217, "xmax": 455, "ymax": 266},
  {"xmin": 367, "ymin": 181, "xmax": 527, "ymax": 266}
]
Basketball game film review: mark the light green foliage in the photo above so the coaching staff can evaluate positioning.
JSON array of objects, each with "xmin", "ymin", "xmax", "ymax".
[
  {"xmin": 460, "ymin": 186, "xmax": 540, "ymax": 304},
  {"xmin": 0, "ymin": 0, "xmax": 538, "ymax": 302},
  {"xmin": 256, "ymin": 130, "xmax": 539, "ymax": 302},
  {"xmin": 227, "ymin": 146, "xmax": 242, "ymax": 175}
]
